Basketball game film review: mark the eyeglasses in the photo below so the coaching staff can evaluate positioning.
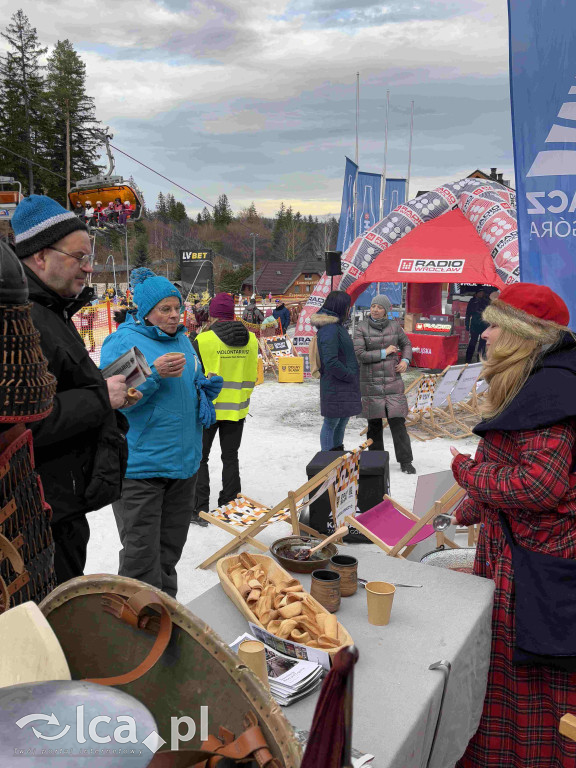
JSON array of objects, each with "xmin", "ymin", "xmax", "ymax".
[{"xmin": 47, "ymin": 247, "xmax": 96, "ymax": 267}]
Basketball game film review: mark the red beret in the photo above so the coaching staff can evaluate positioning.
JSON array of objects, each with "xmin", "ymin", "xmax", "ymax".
[{"xmin": 498, "ymin": 283, "xmax": 570, "ymax": 327}]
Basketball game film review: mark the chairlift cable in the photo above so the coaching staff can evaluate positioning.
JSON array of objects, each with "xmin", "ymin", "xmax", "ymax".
[
  {"xmin": 0, "ymin": 144, "xmax": 68, "ymax": 181},
  {"xmin": 108, "ymin": 142, "xmax": 259, "ymax": 239},
  {"xmin": 108, "ymin": 142, "xmax": 215, "ymax": 210}
]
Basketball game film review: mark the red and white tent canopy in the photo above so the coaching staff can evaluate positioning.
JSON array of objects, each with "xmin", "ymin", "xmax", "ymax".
[{"xmin": 347, "ymin": 208, "xmax": 505, "ymax": 303}]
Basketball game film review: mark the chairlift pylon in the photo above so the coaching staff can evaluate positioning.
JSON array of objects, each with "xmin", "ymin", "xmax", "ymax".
[{"xmin": 68, "ymin": 129, "xmax": 143, "ymax": 224}]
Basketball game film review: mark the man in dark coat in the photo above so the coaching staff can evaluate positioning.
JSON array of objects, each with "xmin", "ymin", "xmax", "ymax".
[
  {"xmin": 465, "ymin": 288, "xmax": 490, "ymax": 363},
  {"xmin": 272, "ymin": 300, "xmax": 291, "ymax": 334},
  {"xmin": 11, "ymin": 194, "xmax": 130, "ymax": 584}
]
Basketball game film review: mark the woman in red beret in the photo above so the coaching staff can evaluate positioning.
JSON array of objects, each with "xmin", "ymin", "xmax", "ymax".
[{"xmin": 451, "ymin": 283, "xmax": 576, "ymax": 767}]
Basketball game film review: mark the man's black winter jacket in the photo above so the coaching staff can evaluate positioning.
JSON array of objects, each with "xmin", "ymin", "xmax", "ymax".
[{"xmin": 25, "ymin": 266, "xmax": 128, "ymax": 523}]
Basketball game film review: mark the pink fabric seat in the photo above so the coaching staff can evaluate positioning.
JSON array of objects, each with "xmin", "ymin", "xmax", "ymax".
[{"xmin": 355, "ymin": 499, "xmax": 434, "ymax": 546}]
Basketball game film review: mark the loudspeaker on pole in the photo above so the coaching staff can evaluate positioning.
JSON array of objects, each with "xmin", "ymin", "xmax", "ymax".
[{"xmin": 325, "ymin": 251, "xmax": 342, "ymax": 277}]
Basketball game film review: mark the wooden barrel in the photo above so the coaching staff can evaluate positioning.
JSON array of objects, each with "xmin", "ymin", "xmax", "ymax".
[{"xmin": 40, "ymin": 574, "xmax": 301, "ymax": 767}]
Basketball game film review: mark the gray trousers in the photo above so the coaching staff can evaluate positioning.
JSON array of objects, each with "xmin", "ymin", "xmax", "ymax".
[{"xmin": 112, "ymin": 476, "xmax": 197, "ymax": 598}]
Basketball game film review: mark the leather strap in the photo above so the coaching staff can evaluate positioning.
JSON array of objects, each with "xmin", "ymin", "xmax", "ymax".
[
  {"xmin": 0, "ymin": 533, "xmax": 27, "ymax": 614},
  {"xmin": 147, "ymin": 713, "xmax": 281, "ymax": 768},
  {"xmin": 86, "ymin": 589, "xmax": 172, "ymax": 686},
  {"xmin": 0, "ymin": 533, "xmax": 25, "ymax": 574}
]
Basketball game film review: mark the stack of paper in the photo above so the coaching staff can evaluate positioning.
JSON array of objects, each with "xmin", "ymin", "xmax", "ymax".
[{"xmin": 230, "ymin": 632, "xmax": 324, "ymax": 706}]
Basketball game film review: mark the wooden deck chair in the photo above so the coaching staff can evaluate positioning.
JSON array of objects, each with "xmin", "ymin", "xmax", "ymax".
[
  {"xmin": 403, "ymin": 373, "xmax": 445, "ymax": 441},
  {"xmin": 429, "ymin": 364, "xmax": 475, "ymax": 439},
  {"xmin": 448, "ymin": 362, "xmax": 484, "ymax": 423},
  {"xmin": 197, "ymin": 446, "xmax": 368, "ymax": 569},
  {"xmin": 344, "ymin": 479, "xmax": 465, "ymax": 559},
  {"xmin": 359, "ymin": 374, "xmax": 424, "ymax": 437}
]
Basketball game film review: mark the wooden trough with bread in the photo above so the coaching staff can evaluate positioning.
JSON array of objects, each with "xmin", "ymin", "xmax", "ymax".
[{"xmin": 217, "ymin": 553, "xmax": 353, "ymax": 658}]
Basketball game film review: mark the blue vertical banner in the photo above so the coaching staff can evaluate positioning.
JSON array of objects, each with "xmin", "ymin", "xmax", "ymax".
[
  {"xmin": 336, "ymin": 157, "xmax": 358, "ymax": 253},
  {"xmin": 509, "ymin": 0, "xmax": 576, "ymax": 325},
  {"xmin": 382, "ymin": 178, "xmax": 406, "ymax": 217},
  {"xmin": 355, "ymin": 171, "xmax": 382, "ymax": 237}
]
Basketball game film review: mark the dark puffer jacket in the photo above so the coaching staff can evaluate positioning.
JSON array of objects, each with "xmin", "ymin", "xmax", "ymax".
[
  {"xmin": 311, "ymin": 310, "xmax": 362, "ymax": 419},
  {"xmin": 353, "ymin": 318, "xmax": 412, "ymax": 419}
]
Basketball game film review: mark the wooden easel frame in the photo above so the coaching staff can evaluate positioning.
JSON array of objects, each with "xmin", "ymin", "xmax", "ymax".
[{"xmin": 345, "ymin": 483, "xmax": 465, "ymax": 558}]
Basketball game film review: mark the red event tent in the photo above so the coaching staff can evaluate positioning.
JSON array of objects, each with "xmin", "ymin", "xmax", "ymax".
[{"xmin": 346, "ymin": 208, "xmax": 506, "ymax": 304}]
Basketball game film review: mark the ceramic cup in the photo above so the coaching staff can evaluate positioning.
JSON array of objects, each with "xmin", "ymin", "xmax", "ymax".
[
  {"xmin": 310, "ymin": 569, "xmax": 341, "ymax": 613},
  {"xmin": 365, "ymin": 581, "xmax": 396, "ymax": 626},
  {"xmin": 238, "ymin": 640, "xmax": 269, "ymax": 687},
  {"xmin": 329, "ymin": 554, "xmax": 358, "ymax": 596}
]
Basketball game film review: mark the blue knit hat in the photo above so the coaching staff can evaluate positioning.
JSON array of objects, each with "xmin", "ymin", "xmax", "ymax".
[
  {"xmin": 11, "ymin": 195, "xmax": 88, "ymax": 259},
  {"xmin": 131, "ymin": 268, "xmax": 182, "ymax": 322}
]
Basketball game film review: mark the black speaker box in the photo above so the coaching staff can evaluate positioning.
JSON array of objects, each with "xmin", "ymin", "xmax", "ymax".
[
  {"xmin": 305, "ymin": 450, "xmax": 390, "ymax": 539},
  {"xmin": 325, "ymin": 251, "xmax": 342, "ymax": 276}
]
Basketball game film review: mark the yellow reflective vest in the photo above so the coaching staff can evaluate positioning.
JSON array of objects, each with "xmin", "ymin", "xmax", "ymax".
[{"xmin": 196, "ymin": 330, "xmax": 259, "ymax": 421}]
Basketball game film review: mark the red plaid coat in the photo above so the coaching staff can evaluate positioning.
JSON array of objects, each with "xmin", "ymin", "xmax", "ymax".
[{"xmin": 452, "ymin": 424, "xmax": 576, "ymax": 767}]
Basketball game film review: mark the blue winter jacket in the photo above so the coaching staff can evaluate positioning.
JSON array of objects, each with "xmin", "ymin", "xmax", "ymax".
[
  {"xmin": 311, "ymin": 309, "xmax": 362, "ymax": 419},
  {"xmin": 100, "ymin": 314, "xmax": 203, "ymax": 479}
]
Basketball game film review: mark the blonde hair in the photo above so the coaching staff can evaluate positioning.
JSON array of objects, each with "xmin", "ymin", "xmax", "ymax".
[{"xmin": 481, "ymin": 324, "xmax": 567, "ymax": 419}]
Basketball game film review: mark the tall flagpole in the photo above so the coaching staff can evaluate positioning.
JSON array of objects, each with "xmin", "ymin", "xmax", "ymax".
[
  {"xmin": 381, "ymin": 89, "xmax": 390, "ymax": 220},
  {"xmin": 354, "ymin": 72, "xmax": 359, "ymax": 239},
  {"xmin": 406, "ymin": 100, "xmax": 414, "ymax": 201},
  {"xmin": 352, "ymin": 72, "xmax": 359, "ymax": 334}
]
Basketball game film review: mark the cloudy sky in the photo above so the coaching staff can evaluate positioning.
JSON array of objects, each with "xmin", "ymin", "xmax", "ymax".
[{"xmin": 1, "ymin": 0, "xmax": 513, "ymax": 218}]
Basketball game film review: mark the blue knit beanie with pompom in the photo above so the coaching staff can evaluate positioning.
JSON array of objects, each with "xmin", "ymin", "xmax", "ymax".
[{"xmin": 130, "ymin": 267, "xmax": 182, "ymax": 323}]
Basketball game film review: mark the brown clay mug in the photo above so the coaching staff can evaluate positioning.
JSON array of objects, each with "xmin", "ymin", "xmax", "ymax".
[
  {"xmin": 329, "ymin": 554, "xmax": 358, "ymax": 596},
  {"xmin": 310, "ymin": 569, "xmax": 341, "ymax": 613}
]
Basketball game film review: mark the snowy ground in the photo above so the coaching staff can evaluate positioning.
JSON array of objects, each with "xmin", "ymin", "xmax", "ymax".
[{"xmin": 85, "ymin": 376, "xmax": 480, "ymax": 605}]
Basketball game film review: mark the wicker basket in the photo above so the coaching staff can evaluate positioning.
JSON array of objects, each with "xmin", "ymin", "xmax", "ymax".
[
  {"xmin": 0, "ymin": 424, "xmax": 55, "ymax": 612},
  {"xmin": 0, "ymin": 304, "xmax": 56, "ymax": 423}
]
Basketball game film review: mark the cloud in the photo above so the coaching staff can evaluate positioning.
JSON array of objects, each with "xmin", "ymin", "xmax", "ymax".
[{"xmin": 0, "ymin": 0, "xmax": 514, "ymax": 218}]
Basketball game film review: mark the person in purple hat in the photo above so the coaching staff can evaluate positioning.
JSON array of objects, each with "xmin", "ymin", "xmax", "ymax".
[{"xmin": 193, "ymin": 292, "xmax": 258, "ymax": 516}]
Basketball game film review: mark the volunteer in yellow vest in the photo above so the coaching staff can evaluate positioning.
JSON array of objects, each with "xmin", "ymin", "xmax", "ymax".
[{"xmin": 193, "ymin": 292, "xmax": 258, "ymax": 517}]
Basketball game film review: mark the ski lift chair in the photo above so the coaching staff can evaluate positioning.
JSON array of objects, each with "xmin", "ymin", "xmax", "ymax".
[
  {"xmin": 0, "ymin": 177, "xmax": 23, "ymax": 239},
  {"xmin": 68, "ymin": 129, "xmax": 143, "ymax": 224}
]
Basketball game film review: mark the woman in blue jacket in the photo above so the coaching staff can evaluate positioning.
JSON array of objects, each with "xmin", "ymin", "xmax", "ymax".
[
  {"xmin": 100, "ymin": 268, "xmax": 221, "ymax": 597},
  {"xmin": 310, "ymin": 290, "xmax": 362, "ymax": 451}
]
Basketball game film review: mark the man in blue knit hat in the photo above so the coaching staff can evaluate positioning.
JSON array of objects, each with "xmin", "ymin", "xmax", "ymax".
[{"xmin": 11, "ymin": 194, "xmax": 133, "ymax": 584}]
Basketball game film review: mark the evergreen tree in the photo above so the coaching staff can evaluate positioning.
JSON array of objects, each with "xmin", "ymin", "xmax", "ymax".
[
  {"xmin": 213, "ymin": 193, "xmax": 233, "ymax": 228},
  {"xmin": 217, "ymin": 264, "xmax": 252, "ymax": 294},
  {"xmin": 166, "ymin": 193, "xmax": 187, "ymax": 223},
  {"xmin": 200, "ymin": 206, "xmax": 212, "ymax": 224},
  {"xmin": 156, "ymin": 192, "xmax": 168, "ymax": 221},
  {"xmin": 133, "ymin": 233, "xmax": 151, "ymax": 268},
  {"xmin": 0, "ymin": 10, "xmax": 47, "ymax": 194},
  {"xmin": 196, "ymin": 213, "xmax": 202, "ymax": 225},
  {"xmin": 272, "ymin": 202, "xmax": 287, "ymax": 259},
  {"xmin": 43, "ymin": 39, "xmax": 101, "ymax": 204}
]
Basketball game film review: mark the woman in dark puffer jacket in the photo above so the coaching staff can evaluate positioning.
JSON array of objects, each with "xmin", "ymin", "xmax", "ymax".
[{"xmin": 310, "ymin": 290, "xmax": 362, "ymax": 451}]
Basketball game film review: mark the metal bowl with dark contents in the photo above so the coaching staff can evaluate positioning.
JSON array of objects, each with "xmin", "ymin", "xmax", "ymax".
[{"xmin": 270, "ymin": 535, "xmax": 339, "ymax": 574}]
